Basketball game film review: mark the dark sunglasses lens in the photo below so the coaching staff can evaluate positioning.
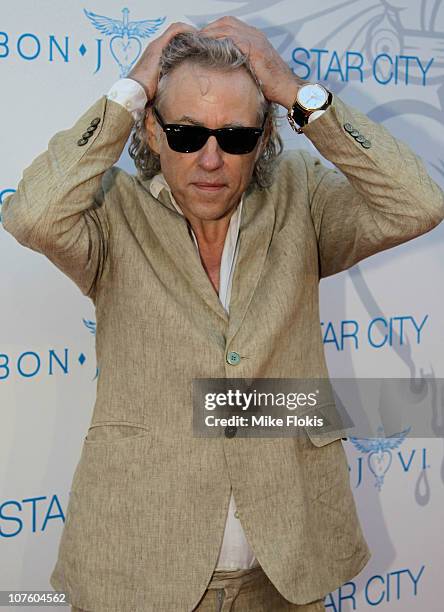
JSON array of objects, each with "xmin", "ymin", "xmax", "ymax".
[
  {"xmin": 165, "ymin": 126, "xmax": 207, "ymax": 153},
  {"xmin": 165, "ymin": 125, "xmax": 262, "ymax": 154},
  {"xmin": 217, "ymin": 130, "xmax": 261, "ymax": 154}
]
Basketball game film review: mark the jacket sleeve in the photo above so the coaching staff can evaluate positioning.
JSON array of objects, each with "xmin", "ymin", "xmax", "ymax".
[
  {"xmin": 300, "ymin": 95, "xmax": 444, "ymax": 278},
  {"xmin": 1, "ymin": 96, "xmax": 135, "ymax": 299}
]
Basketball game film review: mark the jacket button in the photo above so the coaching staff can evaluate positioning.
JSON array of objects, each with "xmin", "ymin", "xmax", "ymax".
[
  {"xmin": 350, "ymin": 129, "xmax": 360, "ymax": 137},
  {"xmin": 225, "ymin": 425, "xmax": 237, "ymax": 438},
  {"xmin": 361, "ymin": 139, "xmax": 372, "ymax": 148},
  {"xmin": 86, "ymin": 126, "xmax": 96, "ymax": 134},
  {"xmin": 81, "ymin": 132, "xmax": 91, "ymax": 139},
  {"xmin": 77, "ymin": 138, "xmax": 88, "ymax": 146},
  {"xmin": 343, "ymin": 123, "xmax": 354, "ymax": 132},
  {"xmin": 355, "ymin": 134, "xmax": 365, "ymax": 143},
  {"xmin": 90, "ymin": 117, "xmax": 101, "ymax": 127},
  {"xmin": 227, "ymin": 351, "xmax": 241, "ymax": 365}
]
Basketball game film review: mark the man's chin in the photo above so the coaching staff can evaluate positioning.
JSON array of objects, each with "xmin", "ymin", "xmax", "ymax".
[
  {"xmin": 181, "ymin": 192, "xmax": 239, "ymax": 222},
  {"xmin": 182, "ymin": 202, "xmax": 236, "ymax": 223}
]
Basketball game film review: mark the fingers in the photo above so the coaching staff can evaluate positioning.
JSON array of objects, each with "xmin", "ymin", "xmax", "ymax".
[
  {"xmin": 162, "ymin": 21, "xmax": 198, "ymax": 40},
  {"xmin": 199, "ymin": 17, "xmax": 262, "ymax": 50},
  {"xmin": 201, "ymin": 16, "xmax": 246, "ymax": 28},
  {"xmin": 153, "ymin": 21, "xmax": 198, "ymax": 50},
  {"xmin": 200, "ymin": 16, "xmax": 254, "ymax": 34},
  {"xmin": 165, "ymin": 21, "xmax": 197, "ymax": 32}
]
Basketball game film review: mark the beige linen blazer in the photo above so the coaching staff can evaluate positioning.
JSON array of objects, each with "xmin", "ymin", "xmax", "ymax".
[{"xmin": 2, "ymin": 93, "xmax": 443, "ymax": 612}]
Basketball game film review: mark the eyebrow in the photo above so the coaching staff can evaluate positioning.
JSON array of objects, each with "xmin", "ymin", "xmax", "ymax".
[{"xmin": 175, "ymin": 115, "xmax": 247, "ymax": 128}]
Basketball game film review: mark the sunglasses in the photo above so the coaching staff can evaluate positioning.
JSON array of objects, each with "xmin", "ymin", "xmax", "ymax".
[{"xmin": 152, "ymin": 107, "xmax": 267, "ymax": 155}]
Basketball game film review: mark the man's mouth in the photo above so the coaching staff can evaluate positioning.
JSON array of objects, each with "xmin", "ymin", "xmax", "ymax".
[{"xmin": 192, "ymin": 182, "xmax": 226, "ymax": 192}]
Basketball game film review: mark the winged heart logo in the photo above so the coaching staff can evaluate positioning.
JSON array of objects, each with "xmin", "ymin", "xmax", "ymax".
[
  {"xmin": 84, "ymin": 8, "xmax": 166, "ymax": 77},
  {"xmin": 350, "ymin": 426, "xmax": 411, "ymax": 490}
]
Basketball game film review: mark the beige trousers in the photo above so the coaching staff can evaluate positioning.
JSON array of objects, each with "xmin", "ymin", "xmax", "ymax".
[{"xmin": 71, "ymin": 565, "xmax": 326, "ymax": 611}]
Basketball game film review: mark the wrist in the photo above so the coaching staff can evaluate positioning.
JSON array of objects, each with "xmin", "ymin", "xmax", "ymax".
[{"xmin": 277, "ymin": 77, "xmax": 306, "ymax": 111}]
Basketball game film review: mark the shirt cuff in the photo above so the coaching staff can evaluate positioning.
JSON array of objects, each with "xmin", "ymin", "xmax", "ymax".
[
  {"xmin": 107, "ymin": 78, "xmax": 148, "ymax": 120},
  {"xmin": 308, "ymin": 109, "xmax": 326, "ymax": 124}
]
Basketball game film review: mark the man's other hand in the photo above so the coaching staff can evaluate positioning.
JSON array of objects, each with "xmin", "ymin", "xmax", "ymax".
[{"xmin": 200, "ymin": 16, "xmax": 304, "ymax": 109}]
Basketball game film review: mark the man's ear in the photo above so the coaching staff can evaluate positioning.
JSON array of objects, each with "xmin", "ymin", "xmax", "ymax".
[{"xmin": 145, "ymin": 108, "xmax": 161, "ymax": 155}]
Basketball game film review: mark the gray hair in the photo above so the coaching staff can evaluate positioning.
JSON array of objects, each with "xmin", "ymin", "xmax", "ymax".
[{"xmin": 128, "ymin": 31, "xmax": 283, "ymax": 190}]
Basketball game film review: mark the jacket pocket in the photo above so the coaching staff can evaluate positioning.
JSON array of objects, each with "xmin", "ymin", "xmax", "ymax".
[
  {"xmin": 304, "ymin": 430, "xmax": 345, "ymax": 447},
  {"xmin": 84, "ymin": 420, "xmax": 151, "ymax": 445},
  {"xmin": 303, "ymin": 402, "xmax": 348, "ymax": 447}
]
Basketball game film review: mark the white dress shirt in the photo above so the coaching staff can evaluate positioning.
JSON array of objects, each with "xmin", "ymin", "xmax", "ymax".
[
  {"xmin": 145, "ymin": 174, "xmax": 260, "ymax": 572},
  {"xmin": 106, "ymin": 77, "xmax": 323, "ymax": 570}
]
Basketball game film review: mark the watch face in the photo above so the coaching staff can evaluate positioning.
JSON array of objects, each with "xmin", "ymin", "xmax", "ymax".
[{"xmin": 297, "ymin": 84, "xmax": 328, "ymax": 111}]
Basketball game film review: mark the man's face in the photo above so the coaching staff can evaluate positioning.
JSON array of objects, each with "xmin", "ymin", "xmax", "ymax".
[{"xmin": 146, "ymin": 62, "xmax": 266, "ymax": 224}]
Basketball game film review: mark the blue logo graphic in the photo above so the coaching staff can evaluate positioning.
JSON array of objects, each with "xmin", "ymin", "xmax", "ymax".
[
  {"xmin": 0, "ymin": 188, "xmax": 15, "ymax": 223},
  {"xmin": 349, "ymin": 426, "xmax": 411, "ymax": 490},
  {"xmin": 0, "ymin": 494, "xmax": 65, "ymax": 537},
  {"xmin": 82, "ymin": 317, "xmax": 98, "ymax": 380},
  {"xmin": 84, "ymin": 8, "xmax": 166, "ymax": 76},
  {"xmin": 321, "ymin": 314, "xmax": 429, "ymax": 351},
  {"xmin": 326, "ymin": 564, "xmax": 425, "ymax": 609}
]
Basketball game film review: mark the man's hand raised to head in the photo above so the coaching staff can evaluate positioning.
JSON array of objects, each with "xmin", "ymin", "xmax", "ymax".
[
  {"xmin": 128, "ymin": 22, "xmax": 198, "ymax": 100},
  {"xmin": 199, "ymin": 16, "xmax": 304, "ymax": 109}
]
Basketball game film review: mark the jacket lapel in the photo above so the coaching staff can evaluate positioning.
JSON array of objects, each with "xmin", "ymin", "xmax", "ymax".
[{"xmin": 226, "ymin": 186, "xmax": 276, "ymax": 345}]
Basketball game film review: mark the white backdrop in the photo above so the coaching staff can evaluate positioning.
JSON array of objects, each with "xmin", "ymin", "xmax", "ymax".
[{"xmin": 1, "ymin": 1, "xmax": 444, "ymax": 611}]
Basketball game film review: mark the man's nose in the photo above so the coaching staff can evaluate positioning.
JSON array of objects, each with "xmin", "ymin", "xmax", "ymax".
[{"xmin": 197, "ymin": 135, "xmax": 224, "ymax": 170}]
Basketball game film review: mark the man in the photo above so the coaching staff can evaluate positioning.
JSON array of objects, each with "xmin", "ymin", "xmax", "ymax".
[{"xmin": 2, "ymin": 16, "xmax": 443, "ymax": 612}]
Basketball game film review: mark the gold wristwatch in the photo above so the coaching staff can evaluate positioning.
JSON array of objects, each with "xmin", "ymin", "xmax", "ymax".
[{"xmin": 287, "ymin": 83, "xmax": 332, "ymax": 134}]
